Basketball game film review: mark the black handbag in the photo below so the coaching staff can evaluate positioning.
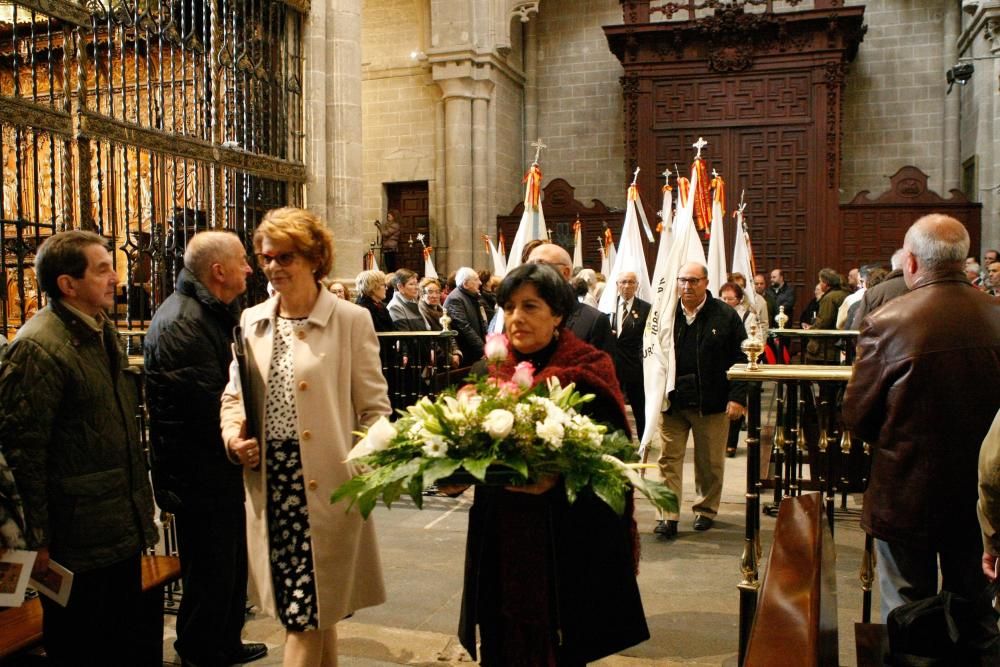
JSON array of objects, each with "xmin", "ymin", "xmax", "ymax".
[{"xmin": 887, "ymin": 580, "xmax": 1000, "ymax": 666}]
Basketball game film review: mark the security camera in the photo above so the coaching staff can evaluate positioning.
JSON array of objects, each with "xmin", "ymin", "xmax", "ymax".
[{"xmin": 946, "ymin": 63, "xmax": 975, "ymax": 93}]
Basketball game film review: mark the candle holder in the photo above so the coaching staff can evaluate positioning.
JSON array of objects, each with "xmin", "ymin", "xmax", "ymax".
[{"xmin": 741, "ymin": 323, "xmax": 765, "ymax": 371}]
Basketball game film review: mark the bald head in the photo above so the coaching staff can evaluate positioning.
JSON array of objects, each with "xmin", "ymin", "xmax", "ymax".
[
  {"xmin": 902, "ymin": 214, "xmax": 970, "ymax": 287},
  {"xmin": 184, "ymin": 231, "xmax": 249, "ymax": 303},
  {"xmin": 527, "ymin": 243, "xmax": 573, "ymax": 280}
]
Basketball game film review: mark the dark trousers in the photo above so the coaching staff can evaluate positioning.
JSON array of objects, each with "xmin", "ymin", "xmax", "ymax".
[
  {"xmin": 620, "ymin": 376, "xmax": 646, "ymax": 442},
  {"xmin": 41, "ymin": 552, "xmax": 144, "ymax": 666},
  {"xmin": 174, "ymin": 500, "xmax": 249, "ymax": 665}
]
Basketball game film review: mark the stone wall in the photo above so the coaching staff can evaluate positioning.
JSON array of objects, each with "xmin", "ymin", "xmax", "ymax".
[
  {"xmin": 957, "ymin": 1, "xmax": 1000, "ymax": 255},
  {"xmin": 840, "ymin": 0, "xmax": 954, "ymax": 204},
  {"xmin": 533, "ymin": 0, "xmax": 625, "ymax": 209},
  {"xmin": 360, "ymin": 0, "xmax": 438, "ymax": 262}
]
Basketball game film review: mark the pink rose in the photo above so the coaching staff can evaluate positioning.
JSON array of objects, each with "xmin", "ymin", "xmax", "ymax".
[
  {"xmin": 484, "ymin": 333, "xmax": 509, "ymax": 362},
  {"xmin": 511, "ymin": 361, "xmax": 535, "ymax": 388}
]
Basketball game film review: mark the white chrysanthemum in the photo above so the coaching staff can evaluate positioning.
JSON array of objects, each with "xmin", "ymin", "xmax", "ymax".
[
  {"xmin": 536, "ymin": 418, "xmax": 565, "ymax": 448},
  {"xmin": 422, "ymin": 436, "xmax": 449, "ymax": 458}
]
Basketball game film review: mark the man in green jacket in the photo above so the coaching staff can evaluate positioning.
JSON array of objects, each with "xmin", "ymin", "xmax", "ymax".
[{"xmin": 0, "ymin": 230, "xmax": 158, "ymax": 665}]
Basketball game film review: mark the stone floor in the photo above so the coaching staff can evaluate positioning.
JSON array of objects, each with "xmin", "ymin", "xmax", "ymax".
[{"xmin": 160, "ymin": 434, "xmax": 876, "ymax": 667}]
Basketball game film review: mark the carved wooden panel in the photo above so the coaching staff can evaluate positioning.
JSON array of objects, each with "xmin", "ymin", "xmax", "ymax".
[
  {"xmin": 605, "ymin": 5, "xmax": 865, "ymax": 316},
  {"xmin": 496, "ymin": 178, "xmax": 624, "ymax": 270},
  {"xmin": 840, "ymin": 166, "xmax": 982, "ymax": 268},
  {"xmin": 652, "ymin": 74, "xmax": 811, "ymax": 127}
]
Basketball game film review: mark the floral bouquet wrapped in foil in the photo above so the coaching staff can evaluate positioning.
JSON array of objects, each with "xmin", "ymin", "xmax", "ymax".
[{"xmin": 331, "ymin": 335, "xmax": 677, "ymax": 519}]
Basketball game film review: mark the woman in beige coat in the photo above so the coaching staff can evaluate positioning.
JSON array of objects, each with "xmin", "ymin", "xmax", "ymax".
[{"xmin": 221, "ymin": 207, "xmax": 391, "ymax": 666}]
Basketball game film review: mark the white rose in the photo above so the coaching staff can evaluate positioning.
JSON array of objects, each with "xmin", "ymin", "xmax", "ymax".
[{"xmin": 482, "ymin": 409, "xmax": 515, "ymax": 439}]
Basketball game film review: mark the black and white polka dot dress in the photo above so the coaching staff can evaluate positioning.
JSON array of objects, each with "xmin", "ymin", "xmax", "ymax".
[{"xmin": 263, "ymin": 316, "xmax": 318, "ymax": 631}]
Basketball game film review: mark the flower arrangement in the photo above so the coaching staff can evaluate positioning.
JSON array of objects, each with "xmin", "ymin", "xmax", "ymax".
[{"xmin": 331, "ymin": 334, "xmax": 678, "ymax": 519}]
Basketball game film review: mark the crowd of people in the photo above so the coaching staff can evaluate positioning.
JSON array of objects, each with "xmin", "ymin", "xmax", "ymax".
[{"xmin": 0, "ymin": 209, "xmax": 997, "ymax": 665}]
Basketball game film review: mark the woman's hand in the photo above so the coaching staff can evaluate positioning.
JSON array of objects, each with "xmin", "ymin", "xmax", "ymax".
[
  {"xmin": 437, "ymin": 483, "xmax": 470, "ymax": 497},
  {"xmin": 506, "ymin": 473, "xmax": 558, "ymax": 495},
  {"xmin": 228, "ymin": 434, "xmax": 261, "ymax": 468}
]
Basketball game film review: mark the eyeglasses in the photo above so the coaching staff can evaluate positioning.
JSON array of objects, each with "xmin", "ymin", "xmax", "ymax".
[
  {"xmin": 677, "ymin": 277, "xmax": 706, "ymax": 285},
  {"xmin": 618, "ymin": 279, "xmax": 637, "ymax": 285},
  {"xmin": 255, "ymin": 251, "xmax": 298, "ymax": 267}
]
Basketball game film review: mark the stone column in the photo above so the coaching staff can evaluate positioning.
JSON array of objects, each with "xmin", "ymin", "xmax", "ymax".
[
  {"xmin": 523, "ymin": 18, "xmax": 538, "ymax": 165},
  {"xmin": 942, "ymin": 3, "xmax": 961, "ymax": 192},
  {"xmin": 304, "ymin": 0, "xmax": 363, "ymax": 277},
  {"xmin": 472, "ymin": 79, "xmax": 494, "ymax": 263},
  {"xmin": 438, "ymin": 77, "xmax": 475, "ymax": 268}
]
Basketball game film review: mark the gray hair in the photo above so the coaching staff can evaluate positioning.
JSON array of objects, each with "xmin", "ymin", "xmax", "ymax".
[
  {"xmin": 455, "ymin": 266, "xmax": 478, "ymax": 288},
  {"xmin": 575, "ymin": 268, "xmax": 597, "ymax": 288},
  {"xmin": 184, "ymin": 231, "xmax": 242, "ymax": 282},
  {"xmin": 890, "ymin": 248, "xmax": 906, "ymax": 271},
  {"xmin": 903, "ymin": 214, "xmax": 970, "ymax": 270},
  {"xmin": 355, "ymin": 269, "xmax": 387, "ymax": 297}
]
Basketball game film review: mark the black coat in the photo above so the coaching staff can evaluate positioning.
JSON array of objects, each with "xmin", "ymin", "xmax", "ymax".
[
  {"xmin": 444, "ymin": 287, "xmax": 487, "ymax": 361},
  {"xmin": 566, "ymin": 301, "xmax": 616, "ymax": 357},
  {"xmin": 459, "ymin": 332, "xmax": 648, "ymax": 663},
  {"xmin": 670, "ymin": 296, "xmax": 748, "ymax": 414},
  {"xmin": 610, "ymin": 296, "xmax": 651, "ymax": 385},
  {"xmin": 357, "ymin": 295, "xmax": 395, "ymax": 332},
  {"xmin": 144, "ymin": 269, "xmax": 244, "ymax": 509}
]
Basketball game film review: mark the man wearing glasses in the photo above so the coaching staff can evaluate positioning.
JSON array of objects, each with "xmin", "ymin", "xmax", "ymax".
[
  {"xmin": 655, "ymin": 262, "xmax": 747, "ymax": 539},
  {"xmin": 611, "ymin": 272, "xmax": 651, "ymax": 440}
]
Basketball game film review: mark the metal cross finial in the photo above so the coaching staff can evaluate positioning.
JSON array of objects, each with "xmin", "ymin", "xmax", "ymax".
[
  {"xmin": 692, "ymin": 136, "xmax": 708, "ymax": 159},
  {"xmin": 416, "ymin": 233, "xmax": 426, "ymax": 247},
  {"xmin": 711, "ymin": 168, "xmax": 719, "ymax": 179},
  {"xmin": 531, "ymin": 138, "xmax": 547, "ymax": 164},
  {"xmin": 662, "ymin": 166, "xmax": 672, "ymax": 181},
  {"xmin": 738, "ymin": 189, "xmax": 747, "ymax": 215},
  {"xmin": 631, "ymin": 166, "xmax": 641, "ymax": 184}
]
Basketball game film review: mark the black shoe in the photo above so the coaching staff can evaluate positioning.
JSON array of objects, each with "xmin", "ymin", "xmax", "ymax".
[
  {"xmin": 726, "ymin": 447, "xmax": 736, "ymax": 458},
  {"xmin": 693, "ymin": 515, "xmax": 714, "ymax": 531},
  {"xmin": 228, "ymin": 642, "xmax": 268, "ymax": 665},
  {"xmin": 654, "ymin": 519, "xmax": 678, "ymax": 539}
]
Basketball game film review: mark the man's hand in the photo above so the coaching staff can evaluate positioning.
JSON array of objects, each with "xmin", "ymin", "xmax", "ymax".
[
  {"xmin": 228, "ymin": 434, "xmax": 261, "ymax": 469},
  {"xmin": 31, "ymin": 546, "xmax": 50, "ymax": 578},
  {"xmin": 726, "ymin": 401, "xmax": 745, "ymax": 421},
  {"xmin": 983, "ymin": 550, "xmax": 998, "ymax": 582}
]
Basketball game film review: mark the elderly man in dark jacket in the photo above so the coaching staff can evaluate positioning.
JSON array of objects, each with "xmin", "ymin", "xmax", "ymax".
[
  {"xmin": 445, "ymin": 266, "xmax": 488, "ymax": 361},
  {"xmin": 145, "ymin": 231, "xmax": 266, "ymax": 667},
  {"xmin": 655, "ymin": 262, "xmax": 747, "ymax": 538},
  {"xmin": 844, "ymin": 214, "xmax": 1000, "ymax": 636},
  {"xmin": 0, "ymin": 230, "xmax": 158, "ymax": 665}
]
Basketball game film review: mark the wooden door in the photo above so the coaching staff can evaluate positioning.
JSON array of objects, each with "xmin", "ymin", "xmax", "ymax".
[{"xmin": 385, "ymin": 181, "xmax": 429, "ymax": 274}]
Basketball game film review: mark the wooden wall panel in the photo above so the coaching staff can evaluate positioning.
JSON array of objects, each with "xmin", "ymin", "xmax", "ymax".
[{"xmin": 605, "ymin": 4, "xmax": 866, "ymax": 314}]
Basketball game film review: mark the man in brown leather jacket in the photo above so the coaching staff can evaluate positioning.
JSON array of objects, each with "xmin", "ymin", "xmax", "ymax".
[{"xmin": 843, "ymin": 214, "xmax": 1000, "ymax": 627}]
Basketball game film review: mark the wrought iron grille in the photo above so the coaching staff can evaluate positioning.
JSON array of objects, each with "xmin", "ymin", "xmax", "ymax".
[{"xmin": 0, "ymin": 0, "xmax": 307, "ymax": 338}]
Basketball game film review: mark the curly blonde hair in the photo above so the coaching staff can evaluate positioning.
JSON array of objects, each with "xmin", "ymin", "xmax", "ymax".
[{"xmin": 253, "ymin": 207, "xmax": 334, "ymax": 280}]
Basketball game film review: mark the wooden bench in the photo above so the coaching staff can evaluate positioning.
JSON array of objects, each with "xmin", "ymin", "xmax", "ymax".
[
  {"xmin": 743, "ymin": 493, "xmax": 839, "ymax": 667},
  {"xmin": 0, "ymin": 554, "xmax": 182, "ymax": 662}
]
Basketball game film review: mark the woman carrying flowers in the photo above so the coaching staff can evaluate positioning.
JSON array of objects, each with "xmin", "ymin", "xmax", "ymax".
[{"xmin": 456, "ymin": 263, "xmax": 650, "ymax": 665}]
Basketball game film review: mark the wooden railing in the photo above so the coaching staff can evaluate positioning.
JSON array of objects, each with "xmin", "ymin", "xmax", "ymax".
[
  {"xmin": 728, "ymin": 362, "xmax": 871, "ymax": 665},
  {"xmin": 743, "ymin": 493, "xmax": 839, "ymax": 667}
]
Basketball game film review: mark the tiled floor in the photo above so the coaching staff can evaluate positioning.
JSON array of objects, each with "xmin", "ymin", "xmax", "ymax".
[{"xmin": 159, "ymin": 432, "xmax": 874, "ymax": 666}]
